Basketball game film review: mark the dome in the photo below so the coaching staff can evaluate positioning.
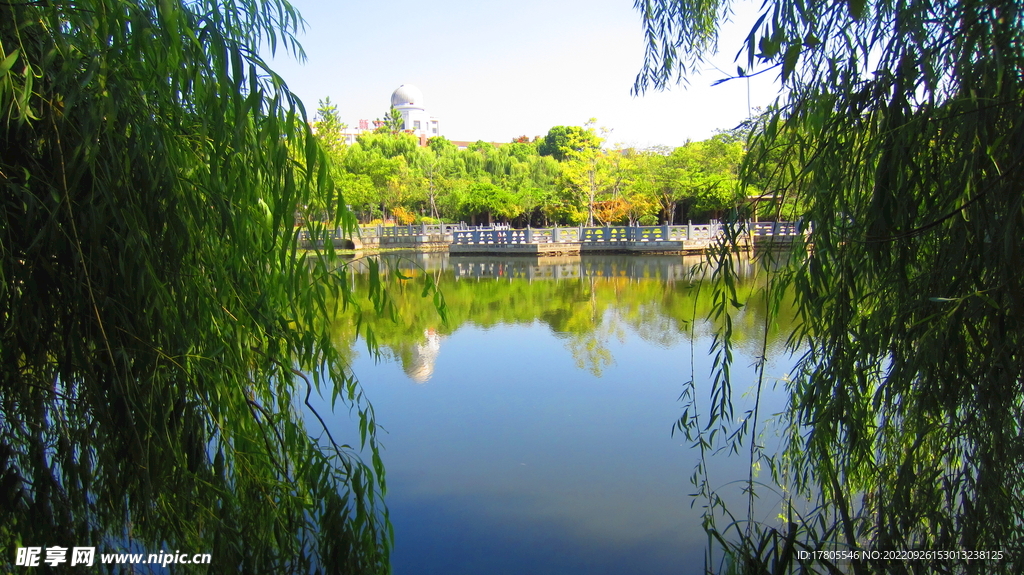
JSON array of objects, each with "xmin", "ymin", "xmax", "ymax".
[{"xmin": 391, "ymin": 84, "xmax": 424, "ymax": 109}]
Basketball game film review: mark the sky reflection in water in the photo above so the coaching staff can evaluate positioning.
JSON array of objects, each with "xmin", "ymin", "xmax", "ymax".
[{"xmin": 317, "ymin": 254, "xmax": 797, "ymax": 574}]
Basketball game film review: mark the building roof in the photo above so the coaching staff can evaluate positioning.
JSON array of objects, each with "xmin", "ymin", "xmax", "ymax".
[{"xmin": 391, "ymin": 84, "xmax": 425, "ymax": 109}]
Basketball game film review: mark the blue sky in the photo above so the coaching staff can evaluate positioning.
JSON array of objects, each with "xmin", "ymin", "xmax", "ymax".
[{"xmin": 265, "ymin": 0, "xmax": 782, "ymax": 149}]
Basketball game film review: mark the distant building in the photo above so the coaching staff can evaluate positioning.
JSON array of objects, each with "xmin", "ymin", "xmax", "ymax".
[
  {"xmin": 390, "ymin": 84, "xmax": 441, "ymax": 140},
  {"xmin": 339, "ymin": 120, "xmax": 369, "ymax": 146},
  {"xmin": 339, "ymin": 84, "xmax": 442, "ymax": 146}
]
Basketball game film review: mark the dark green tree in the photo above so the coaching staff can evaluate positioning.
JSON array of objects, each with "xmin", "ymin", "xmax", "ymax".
[
  {"xmin": 637, "ymin": 0, "xmax": 1024, "ymax": 572},
  {"xmin": 1, "ymin": 1, "xmax": 392, "ymax": 572}
]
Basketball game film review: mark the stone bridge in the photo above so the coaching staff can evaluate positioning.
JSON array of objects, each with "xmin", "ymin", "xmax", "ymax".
[{"xmin": 298, "ymin": 221, "xmax": 808, "ymax": 254}]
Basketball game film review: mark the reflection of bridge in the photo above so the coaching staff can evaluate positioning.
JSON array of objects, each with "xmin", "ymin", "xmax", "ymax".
[
  {"xmin": 347, "ymin": 253, "xmax": 764, "ymax": 283},
  {"xmin": 451, "ymin": 256, "xmax": 713, "ymax": 282},
  {"xmin": 299, "ymin": 222, "xmax": 807, "ymax": 254}
]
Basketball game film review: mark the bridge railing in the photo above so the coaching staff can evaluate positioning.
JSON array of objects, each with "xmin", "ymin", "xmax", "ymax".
[
  {"xmin": 750, "ymin": 221, "xmax": 807, "ymax": 236},
  {"xmin": 358, "ymin": 223, "xmax": 459, "ymax": 238},
  {"xmin": 300, "ymin": 221, "xmax": 806, "ymax": 246},
  {"xmin": 451, "ymin": 228, "xmax": 531, "ymax": 245},
  {"xmin": 296, "ymin": 227, "xmax": 346, "ymax": 242},
  {"xmin": 451, "ymin": 223, "xmax": 734, "ymax": 245}
]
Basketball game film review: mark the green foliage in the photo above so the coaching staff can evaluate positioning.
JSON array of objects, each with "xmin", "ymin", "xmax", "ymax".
[
  {"xmin": 341, "ymin": 134, "xmax": 426, "ymax": 222},
  {"xmin": 427, "ymin": 135, "xmax": 456, "ymax": 154},
  {"xmin": 629, "ymin": 139, "xmax": 744, "ymax": 225},
  {"xmin": 375, "ymin": 106, "xmax": 406, "ymax": 134},
  {"xmin": 538, "ymin": 125, "xmax": 601, "ymax": 161},
  {"xmin": 1, "ymin": 1, "xmax": 391, "ymax": 572},
  {"xmin": 311, "ymin": 109, "xmax": 749, "ymax": 227},
  {"xmin": 665, "ymin": 136, "xmax": 744, "ymax": 220},
  {"xmin": 454, "ymin": 182, "xmax": 521, "ymax": 225},
  {"xmin": 638, "ymin": 0, "xmax": 1024, "ymax": 572},
  {"xmin": 548, "ymin": 123, "xmax": 610, "ymax": 226},
  {"xmin": 307, "ymin": 98, "xmax": 349, "ymax": 221},
  {"xmin": 357, "ymin": 131, "xmax": 421, "ymax": 159},
  {"xmin": 314, "ymin": 97, "xmax": 346, "ymax": 158}
]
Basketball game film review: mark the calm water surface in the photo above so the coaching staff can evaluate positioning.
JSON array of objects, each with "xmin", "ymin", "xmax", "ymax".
[{"xmin": 317, "ymin": 253, "xmax": 797, "ymax": 575}]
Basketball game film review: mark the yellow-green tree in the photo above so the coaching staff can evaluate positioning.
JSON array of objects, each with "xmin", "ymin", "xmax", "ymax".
[{"xmin": 546, "ymin": 123, "xmax": 605, "ymax": 225}]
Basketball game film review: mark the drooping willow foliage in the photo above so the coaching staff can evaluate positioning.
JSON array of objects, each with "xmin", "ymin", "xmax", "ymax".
[
  {"xmin": 1, "ymin": 1, "xmax": 392, "ymax": 572},
  {"xmin": 636, "ymin": 0, "xmax": 1024, "ymax": 573}
]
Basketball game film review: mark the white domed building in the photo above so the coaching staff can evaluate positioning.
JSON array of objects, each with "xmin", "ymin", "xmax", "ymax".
[{"xmin": 390, "ymin": 84, "xmax": 440, "ymax": 140}]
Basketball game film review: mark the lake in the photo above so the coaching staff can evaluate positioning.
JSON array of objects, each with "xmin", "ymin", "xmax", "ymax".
[{"xmin": 313, "ymin": 253, "xmax": 798, "ymax": 574}]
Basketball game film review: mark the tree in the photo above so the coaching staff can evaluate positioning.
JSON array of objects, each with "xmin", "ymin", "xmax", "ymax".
[
  {"xmin": 638, "ymin": 0, "xmax": 1024, "ymax": 572},
  {"xmin": 374, "ymin": 106, "xmax": 406, "ymax": 134},
  {"xmin": 357, "ymin": 130, "xmax": 420, "ymax": 159},
  {"xmin": 587, "ymin": 147, "xmax": 632, "ymax": 226},
  {"xmin": 456, "ymin": 182, "xmax": 521, "ymax": 225},
  {"xmin": 427, "ymin": 135, "xmax": 457, "ymax": 155},
  {"xmin": 413, "ymin": 147, "xmax": 444, "ymax": 219},
  {"xmin": 314, "ymin": 97, "xmax": 346, "ymax": 158},
  {"xmin": 367, "ymin": 155, "xmax": 414, "ymax": 222},
  {"xmin": 309, "ymin": 97, "xmax": 350, "ymax": 221},
  {"xmin": 615, "ymin": 149, "xmax": 662, "ymax": 225},
  {"xmin": 538, "ymin": 125, "xmax": 600, "ymax": 161},
  {"xmin": 667, "ymin": 136, "xmax": 744, "ymax": 221},
  {"xmin": 550, "ymin": 123, "xmax": 605, "ymax": 226},
  {"xmin": 1, "ymin": 1, "xmax": 393, "ymax": 572}
]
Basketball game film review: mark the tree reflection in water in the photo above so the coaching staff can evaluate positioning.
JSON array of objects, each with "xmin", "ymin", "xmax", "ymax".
[{"xmin": 318, "ymin": 252, "xmax": 798, "ymax": 575}]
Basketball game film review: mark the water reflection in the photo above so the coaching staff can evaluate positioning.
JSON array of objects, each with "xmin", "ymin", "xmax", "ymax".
[
  {"xmin": 348, "ymin": 253, "xmax": 764, "ymax": 283},
  {"xmin": 320, "ymin": 253, "xmax": 796, "ymax": 575},
  {"xmin": 339, "ymin": 253, "xmax": 787, "ymax": 384},
  {"xmin": 406, "ymin": 328, "xmax": 443, "ymax": 384}
]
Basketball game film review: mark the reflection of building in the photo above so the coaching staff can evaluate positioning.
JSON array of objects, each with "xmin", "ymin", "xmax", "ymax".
[{"xmin": 404, "ymin": 328, "xmax": 444, "ymax": 384}]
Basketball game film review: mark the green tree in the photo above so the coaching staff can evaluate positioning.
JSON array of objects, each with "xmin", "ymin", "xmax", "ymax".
[
  {"xmin": 1, "ymin": 1, "xmax": 392, "ymax": 572},
  {"xmin": 455, "ymin": 181, "xmax": 521, "ymax": 225},
  {"xmin": 638, "ymin": 0, "xmax": 1024, "ymax": 571},
  {"xmin": 314, "ymin": 96, "xmax": 346, "ymax": 158},
  {"xmin": 668, "ymin": 136, "xmax": 744, "ymax": 221},
  {"xmin": 326, "ymin": 131, "xmax": 569, "ymax": 226},
  {"xmin": 552, "ymin": 123, "xmax": 605, "ymax": 226},
  {"xmin": 343, "ymin": 133, "xmax": 425, "ymax": 222},
  {"xmin": 309, "ymin": 97, "xmax": 349, "ymax": 221},
  {"xmin": 428, "ymin": 135, "xmax": 457, "ymax": 155},
  {"xmin": 336, "ymin": 170, "xmax": 378, "ymax": 221},
  {"xmin": 374, "ymin": 106, "xmax": 406, "ymax": 134},
  {"xmin": 615, "ymin": 149, "xmax": 662, "ymax": 225},
  {"xmin": 538, "ymin": 125, "xmax": 600, "ymax": 161},
  {"xmin": 412, "ymin": 147, "xmax": 445, "ymax": 220},
  {"xmin": 357, "ymin": 130, "xmax": 420, "ymax": 159}
]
